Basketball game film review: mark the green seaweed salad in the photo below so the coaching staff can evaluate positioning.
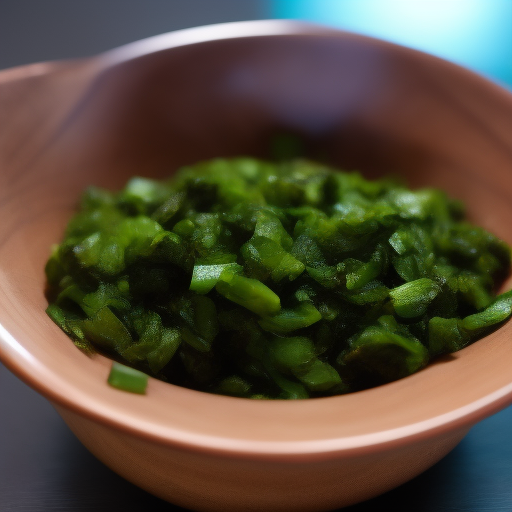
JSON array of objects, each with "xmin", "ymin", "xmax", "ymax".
[{"xmin": 45, "ymin": 158, "xmax": 512, "ymax": 399}]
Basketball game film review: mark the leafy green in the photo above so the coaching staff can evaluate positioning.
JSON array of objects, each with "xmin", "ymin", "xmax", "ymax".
[{"xmin": 45, "ymin": 158, "xmax": 512, "ymax": 398}]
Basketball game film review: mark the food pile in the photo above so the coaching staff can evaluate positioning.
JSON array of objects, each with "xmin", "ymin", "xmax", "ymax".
[{"xmin": 46, "ymin": 158, "xmax": 512, "ymax": 398}]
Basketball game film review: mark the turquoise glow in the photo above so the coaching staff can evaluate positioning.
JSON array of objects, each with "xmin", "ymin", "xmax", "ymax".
[{"xmin": 271, "ymin": 0, "xmax": 512, "ymax": 87}]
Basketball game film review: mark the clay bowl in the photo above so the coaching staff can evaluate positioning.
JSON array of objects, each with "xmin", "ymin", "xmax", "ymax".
[{"xmin": 1, "ymin": 20, "xmax": 512, "ymax": 512}]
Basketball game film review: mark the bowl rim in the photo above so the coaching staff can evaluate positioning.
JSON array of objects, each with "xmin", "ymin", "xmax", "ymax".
[{"xmin": 1, "ymin": 19, "xmax": 512, "ymax": 461}]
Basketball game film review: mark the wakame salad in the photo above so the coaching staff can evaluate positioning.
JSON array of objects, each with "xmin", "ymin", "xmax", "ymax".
[{"xmin": 45, "ymin": 158, "xmax": 512, "ymax": 398}]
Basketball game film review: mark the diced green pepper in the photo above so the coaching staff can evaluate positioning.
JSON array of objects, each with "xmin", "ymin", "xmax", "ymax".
[
  {"xmin": 428, "ymin": 317, "xmax": 469, "ymax": 356},
  {"xmin": 294, "ymin": 359, "xmax": 343, "ymax": 392},
  {"xmin": 390, "ymin": 278, "xmax": 440, "ymax": 318},
  {"xmin": 258, "ymin": 302, "xmax": 322, "ymax": 333},
  {"xmin": 216, "ymin": 270, "xmax": 281, "ymax": 317},
  {"xmin": 462, "ymin": 290, "xmax": 512, "ymax": 331},
  {"xmin": 190, "ymin": 263, "xmax": 243, "ymax": 294},
  {"xmin": 45, "ymin": 157, "xmax": 512, "ymax": 400},
  {"xmin": 80, "ymin": 307, "xmax": 132, "ymax": 353},
  {"xmin": 344, "ymin": 325, "xmax": 429, "ymax": 382}
]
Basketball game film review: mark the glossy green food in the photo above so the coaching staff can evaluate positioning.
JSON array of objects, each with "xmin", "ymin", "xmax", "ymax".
[
  {"xmin": 45, "ymin": 158, "xmax": 512, "ymax": 398},
  {"xmin": 108, "ymin": 362, "xmax": 149, "ymax": 394}
]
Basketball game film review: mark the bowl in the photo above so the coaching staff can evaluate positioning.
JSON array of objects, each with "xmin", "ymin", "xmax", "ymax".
[{"xmin": 1, "ymin": 20, "xmax": 512, "ymax": 512}]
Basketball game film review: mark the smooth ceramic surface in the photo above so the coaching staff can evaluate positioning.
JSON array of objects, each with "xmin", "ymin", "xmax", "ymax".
[{"xmin": 1, "ymin": 21, "xmax": 512, "ymax": 512}]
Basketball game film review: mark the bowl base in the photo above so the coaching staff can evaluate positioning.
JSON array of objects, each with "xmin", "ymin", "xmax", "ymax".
[{"xmin": 55, "ymin": 403, "xmax": 469, "ymax": 512}]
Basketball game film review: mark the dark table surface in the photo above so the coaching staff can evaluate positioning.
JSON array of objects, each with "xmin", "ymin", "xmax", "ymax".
[{"xmin": 1, "ymin": 362, "xmax": 511, "ymax": 512}]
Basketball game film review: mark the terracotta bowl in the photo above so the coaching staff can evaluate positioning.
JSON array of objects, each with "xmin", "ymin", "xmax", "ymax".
[{"xmin": 1, "ymin": 20, "xmax": 512, "ymax": 512}]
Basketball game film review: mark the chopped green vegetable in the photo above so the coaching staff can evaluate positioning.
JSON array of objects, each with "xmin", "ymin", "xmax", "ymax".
[
  {"xmin": 45, "ymin": 157, "xmax": 512, "ymax": 399},
  {"xmin": 216, "ymin": 270, "xmax": 281, "ymax": 317},
  {"xmin": 390, "ymin": 278, "xmax": 440, "ymax": 318},
  {"xmin": 258, "ymin": 302, "xmax": 322, "ymax": 333},
  {"xmin": 190, "ymin": 263, "xmax": 243, "ymax": 294},
  {"xmin": 108, "ymin": 362, "xmax": 149, "ymax": 394}
]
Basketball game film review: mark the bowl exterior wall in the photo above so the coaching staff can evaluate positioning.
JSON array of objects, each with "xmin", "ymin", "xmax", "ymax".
[{"xmin": 56, "ymin": 404, "xmax": 468, "ymax": 512}]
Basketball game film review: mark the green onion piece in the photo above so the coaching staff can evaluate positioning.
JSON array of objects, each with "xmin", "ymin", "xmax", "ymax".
[
  {"xmin": 258, "ymin": 302, "xmax": 322, "ymax": 333},
  {"xmin": 108, "ymin": 362, "xmax": 148, "ymax": 394},
  {"xmin": 216, "ymin": 270, "xmax": 281, "ymax": 317}
]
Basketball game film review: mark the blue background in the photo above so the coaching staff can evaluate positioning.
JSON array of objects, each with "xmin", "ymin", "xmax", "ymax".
[{"xmin": 271, "ymin": 0, "xmax": 512, "ymax": 89}]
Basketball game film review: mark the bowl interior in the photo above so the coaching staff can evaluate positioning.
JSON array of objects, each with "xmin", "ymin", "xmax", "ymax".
[{"xmin": 1, "ymin": 23, "xmax": 512, "ymax": 455}]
